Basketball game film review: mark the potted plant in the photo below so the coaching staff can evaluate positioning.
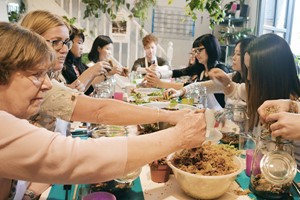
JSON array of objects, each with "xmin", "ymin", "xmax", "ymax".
[{"xmin": 149, "ymin": 157, "xmax": 171, "ymax": 183}]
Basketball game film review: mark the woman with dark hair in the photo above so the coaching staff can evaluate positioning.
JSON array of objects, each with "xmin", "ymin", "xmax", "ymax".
[
  {"xmin": 165, "ymin": 37, "xmax": 256, "ymax": 105},
  {"xmin": 62, "ymin": 25, "xmax": 104, "ymax": 95},
  {"xmin": 88, "ymin": 35, "xmax": 113, "ymax": 63},
  {"xmin": 87, "ymin": 35, "xmax": 127, "ymax": 77},
  {"xmin": 145, "ymin": 34, "xmax": 229, "ymax": 108}
]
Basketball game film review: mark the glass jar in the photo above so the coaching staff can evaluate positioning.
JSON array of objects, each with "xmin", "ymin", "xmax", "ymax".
[
  {"xmin": 249, "ymin": 130, "xmax": 297, "ymax": 199},
  {"xmin": 219, "ymin": 103, "xmax": 248, "ymax": 147},
  {"xmin": 192, "ymin": 85, "xmax": 207, "ymax": 109},
  {"xmin": 93, "ymin": 82, "xmax": 111, "ymax": 98}
]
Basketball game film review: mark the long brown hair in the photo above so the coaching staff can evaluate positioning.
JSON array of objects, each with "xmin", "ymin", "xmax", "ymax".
[{"xmin": 246, "ymin": 34, "xmax": 300, "ymax": 129}]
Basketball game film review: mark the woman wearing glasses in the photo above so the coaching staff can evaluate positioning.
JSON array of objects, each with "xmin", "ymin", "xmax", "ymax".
[
  {"xmin": 0, "ymin": 22, "xmax": 206, "ymax": 199},
  {"xmin": 145, "ymin": 34, "xmax": 229, "ymax": 108}
]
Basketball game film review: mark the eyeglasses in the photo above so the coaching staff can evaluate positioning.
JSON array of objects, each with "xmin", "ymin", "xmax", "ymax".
[
  {"xmin": 194, "ymin": 47, "xmax": 205, "ymax": 54},
  {"xmin": 46, "ymin": 39, "xmax": 73, "ymax": 51},
  {"xmin": 22, "ymin": 70, "xmax": 53, "ymax": 87}
]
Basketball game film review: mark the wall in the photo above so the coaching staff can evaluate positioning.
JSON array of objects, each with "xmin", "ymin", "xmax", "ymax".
[{"xmin": 0, "ymin": 0, "xmax": 9, "ymax": 21}]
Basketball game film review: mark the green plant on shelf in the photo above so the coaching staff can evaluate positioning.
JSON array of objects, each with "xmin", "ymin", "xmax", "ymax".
[{"xmin": 219, "ymin": 27, "xmax": 252, "ymax": 45}]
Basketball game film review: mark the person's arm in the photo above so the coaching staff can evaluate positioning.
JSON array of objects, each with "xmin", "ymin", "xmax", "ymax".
[
  {"xmin": 71, "ymin": 96, "xmax": 188, "ymax": 125},
  {"xmin": 143, "ymin": 68, "xmax": 183, "ymax": 89},
  {"xmin": 24, "ymin": 183, "xmax": 51, "ymax": 200},
  {"xmin": 0, "ymin": 110, "xmax": 205, "ymax": 185},
  {"xmin": 68, "ymin": 61, "xmax": 111, "ymax": 92}
]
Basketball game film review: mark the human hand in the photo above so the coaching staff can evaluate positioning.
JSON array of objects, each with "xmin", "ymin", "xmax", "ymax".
[
  {"xmin": 173, "ymin": 110, "xmax": 206, "ymax": 149},
  {"xmin": 74, "ymin": 80, "xmax": 85, "ymax": 92},
  {"xmin": 208, "ymin": 68, "xmax": 231, "ymax": 87},
  {"xmin": 266, "ymin": 112, "xmax": 300, "ymax": 140},
  {"xmin": 92, "ymin": 61, "xmax": 112, "ymax": 76},
  {"xmin": 143, "ymin": 68, "xmax": 160, "ymax": 87},
  {"xmin": 163, "ymin": 88, "xmax": 184, "ymax": 99},
  {"xmin": 121, "ymin": 67, "xmax": 129, "ymax": 77},
  {"xmin": 257, "ymin": 99, "xmax": 292, "ymax": 123}
]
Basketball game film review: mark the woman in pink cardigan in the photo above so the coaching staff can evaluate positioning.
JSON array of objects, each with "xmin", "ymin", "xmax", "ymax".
[{"xmin": 0, "ymin": 22, "xmax": 206, "ymax": 199}]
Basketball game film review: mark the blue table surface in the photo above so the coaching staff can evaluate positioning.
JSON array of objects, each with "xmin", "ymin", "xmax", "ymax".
[
  {"xmin": 49, "ymin": 134, "xmax": 300, "ymax": 199},
  {"xmin": 47, "ymin": 170, "xmax": 300, "ymax": 200}
]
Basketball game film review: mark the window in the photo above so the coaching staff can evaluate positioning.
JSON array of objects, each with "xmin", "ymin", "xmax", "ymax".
[
  {"xmin": 257, "ymin": 0, "xmax": 299, "ymax": 55},
  {"xmin": 290, "ymin": 0, "xmax": 300, "ymax": 55}
]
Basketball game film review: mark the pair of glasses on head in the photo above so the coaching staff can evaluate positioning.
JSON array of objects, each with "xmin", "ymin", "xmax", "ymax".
[
  {"xmin": 193, "ymin": 47, "xmax": 205, "ymax": 55},
  {"xmin": 46, "ymin": 39, "xmax": 73, "ymax": 51},
  {"xmin": 23, "ymin": 70, "xmax": 54, "ymax": 87}
]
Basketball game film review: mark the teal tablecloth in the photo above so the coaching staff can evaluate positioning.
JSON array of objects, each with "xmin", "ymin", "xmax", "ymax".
[
  {"xmin": 236, "ymin": 170, "xmax": 300, "ymax": 200},
  {"xmin": 47, "ymin": 177, "xmax": 144, "ymax": 200}
]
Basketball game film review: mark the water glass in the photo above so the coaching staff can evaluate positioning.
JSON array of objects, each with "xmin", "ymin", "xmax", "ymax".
[{"xmin": 191, "ymin": 85, "xmax": 207, "ymax": 109}]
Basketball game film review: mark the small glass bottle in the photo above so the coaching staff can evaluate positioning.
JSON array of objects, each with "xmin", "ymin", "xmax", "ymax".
[
  {"xmin": 249, "ymin": 127, "xmax": 297, "ymax": 199},
  {"xmin": 219, "ymin": 103, "xmax": 248, "ymax": 147}
]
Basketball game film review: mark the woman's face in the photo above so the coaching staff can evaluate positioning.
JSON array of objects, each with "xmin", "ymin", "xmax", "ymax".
[
  {"xmin": 232, "ymin": 43, "xmax": 241, "ymax": 72},
  {"xmin": 195, "ymin": 45, "xmax": 208, "ymax": 66},
  {"xmin": 98, "ymin": 43, "xmax": 113, "ymax": 61},
  {"xmin": 71, "ymin": 35, "xmax": 84, "ymax": 58},
  {"xmin": 42, "ymin": 25, "xmax": 70, "ymax": 71},
  {"xmin": 0, "ymin": 66, "xmax": 52, "ymax": 119},
  {"xmin": 244, "ymin": 52, "xmax": 251, "ymax": 80},
  {"xmin": 144, "ymin": 41, "xmax": 157, "ymax": 61}
]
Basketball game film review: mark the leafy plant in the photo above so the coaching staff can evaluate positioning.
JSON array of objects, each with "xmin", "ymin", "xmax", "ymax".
[
  {"xmin": 183, "ymin": 0, "xmax": 225, "ymax": 29},
  {"xmin": 7, "ymin": 0, "xmax": 26, "ymax": 23},
  {"xmin": 62, "ymin": 16, "xmax": 77, "ymax": 25},
  {"xmin": 82, "ymin": 0, "xmax": 156, "ymax": 22},
  {"xmin": 219, "ymin": 27, "xmax": 252, "ymax": 45},
  {"xmin": 81, "ymin": 0, "xmax": 226, "ymax": 30}
]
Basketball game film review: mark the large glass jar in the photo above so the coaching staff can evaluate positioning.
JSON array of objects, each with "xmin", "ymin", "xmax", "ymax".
[
  {"xmin": 219, "ymin": 103, "xmax": 248, "ymax": 147},
  {"xmin": 249, "ymin": 130, "xmax": 297, "ymax": 199}
]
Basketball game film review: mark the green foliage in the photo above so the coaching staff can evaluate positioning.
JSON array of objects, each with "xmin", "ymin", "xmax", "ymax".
[
  {"xmin": 8, "ymin": 0, "xmax": 26, "ymax": 23},
  {"xmin": 62, "ymin": 16, "xmax": 77, "ymax": 25},
  {"xmin": 219, "ymin": 28, "xmax": 252, "ymax": 45},
  {"xmin": 82, "ymin": 0, "xmax": 156, "ymax": 21},
  {"xmin": 81, "ymin": 53, "xmax": 90, "ymax": 64},
  {"xmin": 82, "ymin": 0, "xmax": 226, "ymax": 30},
  {"xmin": 184, "ymin": 0, "xmax": 225, "ymax": 29}
]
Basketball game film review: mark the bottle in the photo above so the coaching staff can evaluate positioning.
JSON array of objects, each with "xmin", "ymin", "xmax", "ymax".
[
  {"xmin": 219, "ymin": 103, "xmax": 248, "ymax": 147},
  {"xmin": 249, "ymin": 125, "xmax": 297, "ymax": 199}
]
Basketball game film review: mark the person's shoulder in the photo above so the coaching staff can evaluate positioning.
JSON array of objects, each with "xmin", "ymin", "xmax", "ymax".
[
  {"xmin": 134, "ymin": 57, "xmax": 145, "ymax": 63},
  {"xmin": 216, "ymin": 63, "xmax": 230, "ymax": 73}
]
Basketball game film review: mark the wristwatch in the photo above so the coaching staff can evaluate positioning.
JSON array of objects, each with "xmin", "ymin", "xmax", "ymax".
[{"xmin": 23, "ymin": 190, "xmax": 37, "ymax": 200}]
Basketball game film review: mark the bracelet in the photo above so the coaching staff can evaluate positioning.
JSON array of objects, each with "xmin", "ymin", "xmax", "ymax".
[
  {"xmin": 23, "ymin": 190, "xmax": 38, "ymax": 200},
  {"xmin": 225, "ymin": 81, "xmax": 232, "ymax": 88},
  {"xmin": 289, "ymin": 100, "xmax": 298, "ymax": 113},
  {"xmin": 158, "ymin": 71, "xmax": 162, "ymax": 79}
]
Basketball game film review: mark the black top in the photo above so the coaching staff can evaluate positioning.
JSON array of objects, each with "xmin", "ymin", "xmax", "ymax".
[
  {"xmin": 62, "ymin": 55, "xmax": 94, "ymax": 95},
  {"xmin": 174, "ymin": 62, "xmax": 229, "ymax": 108}
]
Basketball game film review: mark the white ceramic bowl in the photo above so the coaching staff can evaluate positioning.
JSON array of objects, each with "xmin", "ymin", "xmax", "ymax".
[{"xmin": 167, "ymin": 154, "xmax": 244, "ymax": 199}]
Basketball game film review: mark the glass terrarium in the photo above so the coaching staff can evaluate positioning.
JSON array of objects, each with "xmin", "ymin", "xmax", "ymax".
[{"xmin": 249, "ymin": 125, "xmax": 297, "ymax": 199}]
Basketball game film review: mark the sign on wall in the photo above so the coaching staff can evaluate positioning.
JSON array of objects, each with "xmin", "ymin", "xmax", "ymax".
[{"xmin": 152, "ymin": 7, "xmax": 195, "ymax": 39}]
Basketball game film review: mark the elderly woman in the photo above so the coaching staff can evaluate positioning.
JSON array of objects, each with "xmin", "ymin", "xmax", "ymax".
[{"xmin": 0, "ymin": 22, "xmax": 206, "ymax": 199}]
